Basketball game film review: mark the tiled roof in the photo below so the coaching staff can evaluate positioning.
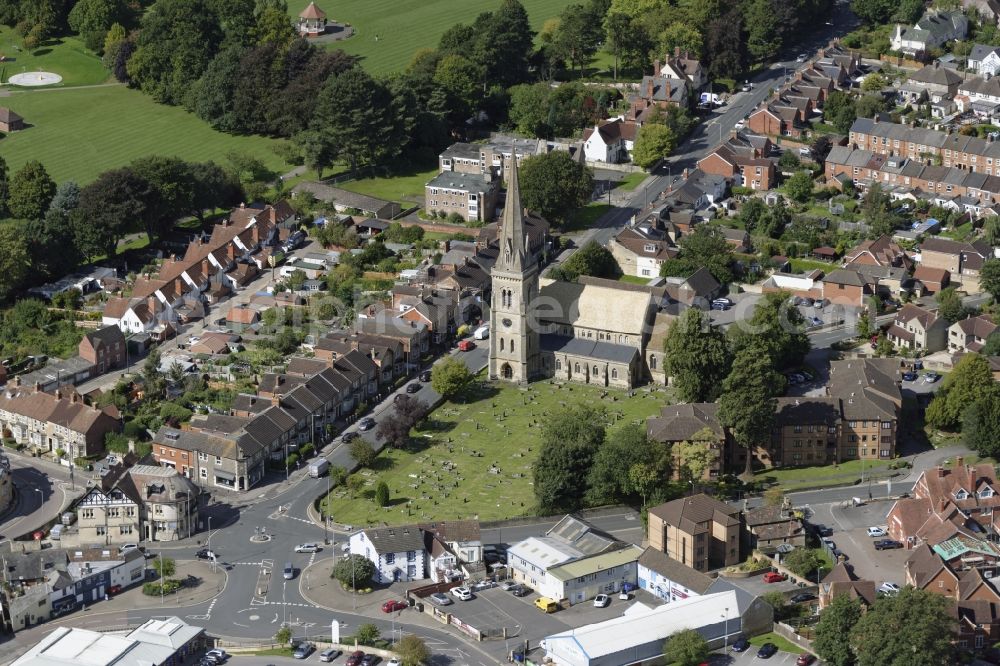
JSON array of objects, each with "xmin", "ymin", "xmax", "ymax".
[
  {"xmin": 647, "ymin": 403, "xmax": 723, "ymax": 443},
  {"xmin": 637, "ymin": 546, "xmax": 714, "ymax": 594},
  {"xmin": 647, "ymin": 493, "xmax": 741, "ymax": 536}
]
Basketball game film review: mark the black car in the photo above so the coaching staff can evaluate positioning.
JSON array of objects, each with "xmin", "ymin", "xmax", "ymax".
[
  {"xmin": 342, "ymin": 431, "xmax": 358, "ymax": 443},
  {"xmin": 406, "ymin": 382, "xmax": 421, "ymax": 394},
  {"xmin": 757, "ymin": 643, "xmax": 779, "ymax": 659},
  {"xmin": 790, "ymin": 592, "xmax": 817, "ymax": 604},
  {"xmin": 875, "ymin": 539, "xmax": 903, "ymax": 550},
  {"xmin": 731, "ymin": 637, "xmax": 750, "ymax": 653},
  {"xmin": 195, "ymin": 548, "xmax": 217, "ymax": 560},
  {"xmin": 358, "ymin": 417, "xmax": 376, "ymax": 431},
  {"xmin": 360, "ymin": 655, "xmax": 379, "ymax": 666},
  {"xmin": 815, "ymin": 525, "xmax": 833, "ymax": 537},
  {"xmin": 419, "ymin": 370, "xmax": 432, "ymax": 382},
  {"xmin": 510, "ymin": 584, "xmax": 530, "ymax": 597}
]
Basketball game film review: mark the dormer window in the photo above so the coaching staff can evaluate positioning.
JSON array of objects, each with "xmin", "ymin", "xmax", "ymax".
[
  {"xmin": 955, "ymin": 489, "xmax": 969, "ymax": 500},
  {"xmin": 644, "ymin": 243, "xmax": 656, "ymax": 252},
  {"xmin": 980, "ymin": 487, "xmax": 994, "ymax": 499}
]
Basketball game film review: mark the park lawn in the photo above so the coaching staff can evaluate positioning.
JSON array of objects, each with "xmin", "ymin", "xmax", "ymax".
[
  {"xmin": 616, "ymin": 172, "xmax": 647, "ymax": 191},
  {"xmin": 755, "ymin": 458, "xmax": 898, "ymax": 492},
  {"xmin": 0, "ymin": 27, "xmax": 108, "ymax": 87},
  {"xmin": 338, "ymin": 166, "xmax": 438, "ymax": 205},
  {"xmin": 0, "ymin": 86, "xmax": 291, "ymax": 184},
  {"xmin": 319, "ymin": 379, "xmax": 669, "ymax": 526},
  {"xmin": 564, "ymin": 203, "xmax": 612, "ymax": 233},
  {"xmin": 748, "ymin": 632, "xmax": 804, "ymax": 655},
  {"xmin": 286, "ymin": 0, "xmax": 574, "ymax": 75}
]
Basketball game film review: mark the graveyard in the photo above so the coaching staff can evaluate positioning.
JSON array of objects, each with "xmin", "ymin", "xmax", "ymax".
[{"xmin": 319, "ymin": 379, "xmax": 670, "ymax": 526}]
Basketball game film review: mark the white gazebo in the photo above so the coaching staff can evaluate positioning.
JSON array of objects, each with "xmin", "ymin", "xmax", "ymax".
[{"xmin": 298, "ymin": 2, "xmax": 328, "ymax": 37}]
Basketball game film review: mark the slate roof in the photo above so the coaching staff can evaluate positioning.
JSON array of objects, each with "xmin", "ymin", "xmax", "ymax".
[
  {"xmin": 647, "ymin": 403, "xmax": 723, "ymax": 442},
  {"xmin": 647, "ymin": 493, "xmax": 741, "ymax": 536},
  {"xmin": 773, "ymin": 397, "xmax": 841, "ymax": 426},
  {"xmin": 637, "ymin": 546, "xmax": 714, "ymax": 594},
  {"xmin": 909, "ymin": 63, "xmax": 963, "ymax": 87},
  {"xmin": 363, "ymin": 525, "xmax": 427, "ymax": 554},
  {"xmin": 824, "ymin": 269, "xmax": 867, "ymax": 287},
  {"xmin": 539, "ymin": 334, "xmax": 639, "ymax": 364}
]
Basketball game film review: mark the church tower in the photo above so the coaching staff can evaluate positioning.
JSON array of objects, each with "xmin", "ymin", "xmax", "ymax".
[{"xmin": 489, "ymin": 156, "xmax": 539, "ymax": 384}]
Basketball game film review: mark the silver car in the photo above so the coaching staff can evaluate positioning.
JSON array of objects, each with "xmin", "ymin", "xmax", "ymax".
[{"xmin": 429, "ymin": 592, "xmax": 453, "ymax": 606}]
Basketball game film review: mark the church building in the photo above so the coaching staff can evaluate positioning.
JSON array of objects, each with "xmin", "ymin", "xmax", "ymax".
[{"xmin": 488, "ymin": 158, "xmax": 663, "ymax": 389}]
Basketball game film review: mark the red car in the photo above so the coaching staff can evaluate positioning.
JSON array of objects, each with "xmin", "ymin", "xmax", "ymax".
[
  {"xmin": 796, "ymin": 654, "xmax": 816, "ymax": 666},
  {"xmin": 381, "ymin": 599, "xmax": 407, "ymax": 613},
  {"xmin": 763, "ymin": 571, "xmax": 787, "ymax": 583},
  {"xmin": 458, "ymin": 340, "xmax": 475, "ymax": 352},
  {"xmin": 107, "ymin": 585, "xmax": 122, "ymax": 595},
  {"xmin": 345, "ymin": 651, "xmax": 365, "ymax": 666}
]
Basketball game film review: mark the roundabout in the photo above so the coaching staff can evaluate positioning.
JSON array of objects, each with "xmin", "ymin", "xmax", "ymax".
[{"xmin": 8, "ymin": 71, "xmax": 62, "ymax": 86}]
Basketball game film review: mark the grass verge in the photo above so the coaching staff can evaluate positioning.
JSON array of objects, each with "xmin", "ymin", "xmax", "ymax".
[
  {"xmin": 748, "ymin": 632, "xmax": 803, "ymax": 655},
  {"xmin": 616, "ymin": 172, "xmax": 646, "ymax": 191},
  {"xmin": 563, "ymin": 203, "xmax": 612, "ymax": 233}
]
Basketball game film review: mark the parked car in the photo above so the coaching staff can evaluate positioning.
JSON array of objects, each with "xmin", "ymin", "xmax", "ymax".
[
  {"xmin": 878, "ymin": 582, "xmax": 901, "ymax": 595},
  {"xmin": 796, "ymin": 53, "xmax": 808, "ymax": 62},
  {"xmin": 345, "ymin": 651, "xmax": 366, "ymax": 666},
  {"xmin": 292, "ymin": 642, "xmax": 314, "ymax": 659},
  {"xmin": 814, "ymin": 525, "xmax": 833, "ymax": 537},
  {"xmin": 796, "ymin": 654, "xmax": 816, "ymax": 666},
  {"xmin": 319, "ymin": 649, "xmax": 341, "ymax": 663},
  {"xmin": 195, "ymin": 548, "xmax": 216, "ymax": 560},
  {"xmin": 807, "ymin": 316, "xmax": 823, "ymax": 327},
  {"xmin": 500, "ymin": 581, "xmax": 518, "ymax": 591},
  {"xmin": 735, "ymin": 119, "xmax": 746, "ymax": 130},
  {"xmin": 405, "ymin": 383, "xmax": 421, "ymax": 394},
  {"xmin": 108, "ymin": 584, "xmax": 122, "ymax": 595},
  {"xmin": 119, "ymin": 544, "xmax": 140, "ymax": 555},
  {"xmin": 386, "ymin": 659, "xmax": 400, "ymax": 666},
  {"xmin": 429, "ymin": 592, "xmax": 453, "ymax": 606},
  {"xmin": 342, "ymin": 431, "xmax": 358, "ymax": 443},
  {"xmin": 593, "ymin": 594, "xmax": 610, "ymax": 608},
  {"xmin": 710, "ymin": 301, "xmax": 729, "ymax": 311},
  {"xmin": 458, "ymin": 340, "xmax": 475, "ymax": 352},
  {"xmin": 381, "ymin": 599, "xmax": 407, "ymax": 613},
  {"xmin": 902, "ymin": 372, "xmax": 917, "ymax": 381},
  {"xmin": 742, "ymin": 82, "xmax": 753, "ymax": 92},
  {"xmin": 360, "ymin": 655, "xmax": 378, "ymax": 666},
  {"xmin": 510, "ymin": 584, "xmax": 530, "ymax": 597},
  {"xmin": 814, "ymin": 299, "xmax": 828, "ymax": 308},
  {"xmin": 294, "ymin": 543, "xmax": 321, "ymax": 553},
  {"xmin": 451, "ymin": 586, "xmax": 473, "ymax": 601},
  {"xmin": 618, "ymin": 590, "xmax": 630, "ymax": 600},
  {"xmin": 713, "ymin": 297, "xmax": 733, "ymax": 307},
  {"xmin": 201, "ymin": 654, "xmax": 222, "ymax": 665},
  {"xmin": 875, "ymin": 539, "xmax": 903, "ymax": 550},
  {"xmin": 763, "ymin": 572, "xmax": 787, "ymax": 583},
  {"xmin": 757, "ymin": 643, "xmax": 778, "ymax": 659},
  {"xmin": 924, "ymin": 372, "xmax": 941, "ymax": 383},
  {"xmin": 206, "ymin": 650, "xmax": 228, "ymax": 663},
  {"xmin": 867, "ymin": 526, "xmax": 887, "ymax": 538},
  {"xmin": 358, "ymin": 417, "xmax": 376, "ymax": 431},
  {"xmin": 790, "ymin": 592, "xmax": 816, "ymax": 603},
  {"xmin": 731, "ymin": 637, "xmax": 750, "ymax": 652},
  {"xmin": 419, "ymin": 370, "xmax": 432, "ymax": 382}
]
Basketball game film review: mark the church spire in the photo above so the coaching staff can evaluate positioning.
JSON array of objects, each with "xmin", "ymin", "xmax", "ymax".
[{"xmin": 499, "ymin": 154, "xmax": 533, "ymax": 272}]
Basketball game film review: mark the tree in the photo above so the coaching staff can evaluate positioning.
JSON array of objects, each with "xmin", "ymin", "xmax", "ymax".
[
  {"xmin": 396, "ymin": 634, "xmax": 430, "ymax": 666},
  {"xmin": 8, "ymin": 160, "xmax": 56, "ymax": 220},
  {"xmin": 963, "ymin": 388, "xmax": 1000, "ymax": 458},
  {"xmin": 785, "ymin": 170, "xmax": 815, "ymax": 203},
  {"xmin": 856, "ymin": 306, "xmax": 873, "ymax": 339},
  {"xmin": 153, "ymin": 556, "xmax": 176, "ymax": 577},
  {"xmin": 811, "ymin": 136, "xmax": 833, "ymax": 164},
  {"xmin": 719, "ymin": 340, "xmax": 782, "ymax": 477},
  {"xmin": 935, "ymin": 287, "xmax": 967, "ymax": 324},
  {"xmin": 875, "ymin": 332, "xmax": 893, "ymax": 357},
  {"xmin": 555, "ymin": 241, "xmax": 621, "ymax": 281},
  {"xmin": 824, "ymin": 90, "xmax": 857, "ymax": 135},
  {"xmin": 927, "ymin": 354, "xmax": 996, "ymax": 430},
  {"xmin": 550, "ymin": 4, "xmax": 598, "ymax": 77},
  {"xmin": 985, "ymin": 217, "xmax": 1000, "ymax": 247},
  {"xmin": 374, "ymin": 481, "xmax": 389, "ymax": 507},
  {"xmin": 674, "ymin": 428, "xmax": 720, "ymax": 483},
  {"xmin": 376, "ymin": 395, "xmax": 426, "ymax": 448},
  {"xmin": 0, "ymin": 225, "xmax": 31, "ymax": 302},
  {"xmin": 660, "ymin": 225, "xmax": 734, "ymax": 285},
  {"xmin": 763, "ymin": 486, "xmax": 785, "ymax": 507},
  {"xmin": 662, "ymin": 309, "xmax": 731, "ymax": 402},
  {"xmin": 68, "ymin": 0, "xmax": 129, "ymax": 51},
  {"xmin": 604, "ymin": 11, "xmax": 647, "ymax": 78},
  {"xmin": 729, "ymin": 291, "xmax": 811, "ymax": 370},
  {"xmin": 356, "ymin": 623, "xmax": 381, "ymax": 646},
  {"xmin": 778, "ymin": 150, "xmax": 801, "ymax": 171},
  {"xmin": 275, "ymin": 625, "xmax": 292, "ymax": 646},
  {"xmin": 851, "ymin": 587, "xmax": 955, "ymax": 666},
  {"xmin": 745, "ymin": 0, "xmax": 781, "ymax": 63},
  {"xmin": 813, "ymin": 593, "xmax": 863, "ymax": 666},
  {"xmin": 632, "ymin": 123, "xmax": 676, "ymax": 168},
  {"xmin": 0, "ymin": 155, "xmax": 8, "ymax": 217},
  {"xmin": 534, "ymin": 404, "xmax": 607, "ymax": 513},
  {"xmin": 519, "ymin": 151, "xmax": 594, "ymax": 225},
  {"xmin": 73, "ymin": 168, "xmax": 150, "ymax": 259},
  {"xmin": 783, "ymin": 547, "xmax": 826, "ymax": 579},
  {"xmin": 586, "ymin": 422, "xmax": 668, "ymax": 505},
  {"xmin": 663, "ymin": 629, "xmax": 709, "ymax": 666},
  {"xmin": 984, "ymin": 331, "xmax": 1000, "ymax": 356},
  {"xmin": 980, "ymin": 258, "xmax": 1000, "ymax": 302},
  {"xmin": 851, "ymin": 0, "xmax": 895, "ymax": 24},
  {"xmin": 433, "ymin": 54, "xmax": 483, "ymax": 125},
  {"xmin": 738, "ymin": 198, "xmax": 768, "ymax": 234},
  {"xmin": 332, "ymin": 553, "xmax": 376, "ymax": 589},
  {"xmin": 431, "ymin": 357, "xmax": 474, "ymax": 400},
  {"xmin": 350, "ymin": 438, "xmax": 377, "ymax": 468}
]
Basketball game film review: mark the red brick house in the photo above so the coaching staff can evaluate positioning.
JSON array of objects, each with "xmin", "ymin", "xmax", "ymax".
[
  {"xmin": 697, "ymin": 133, "xmax": 777, "ymax": 190},
  {"xmin": 78, "ymin": 326, "xmax": 126, "ymax": 374},
  {"xmin": 821, "ymin": 268, "xmax": 870, "ymax": 307},
  {"xmin": 843, "ymin": 235, "xmax": 913, "ymax": 270}
]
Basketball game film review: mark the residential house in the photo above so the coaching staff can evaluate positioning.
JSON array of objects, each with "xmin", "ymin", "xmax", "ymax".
[
  {"xmin": 348, "ymin": 525, "xmax": 428, "ymax": 583},
  {"xmin": 920, "ymin": 237, "xmax": 991, "ymax": 291},
  {"xmin": 956, "ymin": 75, "xmax": 1000, "ymax": 119},
  {"xmin": 744, "ymin": 505, "xmax": 807, "ymax": 550},
  {"xmin": 627, "ymin": 71, "xmax": 689, "ymax": 124},
  {"xmin": 0, "ymin": 383, "xmax": 119, "ymax": 459},
  {"xmin": 646, "ymin": 494, "xmax": 743, "ymax": 571},
  {"xmin": 151, "ymin": 426, "xmax": 267, "ymax": 492},
  {"xmin": 748, "ymin": 104, "xmax": 807, "ymax": 139},
  {"xmin": 506, "ymin": 515, "xmax": 639, "ymax": 604},
  {"xmin": 419, "ymin": 520, "xmax": 482, "ymax": 566},
  {"xmin": 964, "ymin": 0, "xmax": 1000, "ymax": 26},
  {"xmin": 226, "ymin": 306, "xmax": 260, "ymax": 330},
  {"xmin": 844, "ymin": 235, "xmax": 913, "ymax": 270},
  {"xmin": 78, "ymin": 327, "xmax": 126, "ymax": 375},
  {"xmin": 661, "ymin": 267, "xmax": 723, "ymax": 307},
  {"xmin": 721, "ymin": 227, "xmax": 751, "ymax": 254},
  {"xmin": 636, "ymin": 546, "xmax": 715, "ymax": 603},
  {"xmin": 659, "ymin": 49, "xmax": 707, "ymax": 91},
  {"xmin": 646, "ymin": 404, "xmax": 730, "ymax": 480},
  {"xmin": 891, "ymin": 10, "xmax": 969, "ymax": 56},
  {"xmin": 609, "ymin": 223, "xmax": 678, "ymax": 278},
  {"xmin": 821, "ymin": 268, "xmax": 870, "ymax": 307},
  {"xmin": 913, "ymin": 265, "xmax": 951, "ymax": 293},
  {"xmin": 0, "ymin": 107, "xmax": 24, "ymax": 132},
  {"xmin": 582, "ymin": 119, "xmax": 638, "ymax": 163},
  {"xmin": 116, "ymin": 465, "xmax": 200, "ymax": 542},
  {"xmin": 819, "ymin": 562, "xmax": 877, "ymax": 610},
  {"xmin": 899, "ymin": 62, "xmax": 964, "ymax": 103},
  {"xmin": 949, "ymin": 314, "xmax": 997, "ymax": 352},
  {"xmin": 887, "ymin": 303, "xmax": 948, "ymax": 352},
  {"xmin": 968, "ymin": 44, "xmax": 1000, "ymax": 76},
  {"xmin": 696, "ymin": 132, "xmax": 777, "ymax": 190},
  {"xmin": 424, "ymin": 171, "xmax": 500, "ymax": 223}
]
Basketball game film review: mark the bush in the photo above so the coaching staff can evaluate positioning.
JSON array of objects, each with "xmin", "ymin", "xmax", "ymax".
[
  {"xmin": 356, "ymin": 623, "xmax": 381, "ymax": 646},
  {"xmin": 375, "ymin": 481, "xmax": 389, "ymax": 507},
  {"xmin": 299, "ymin": 443, "xmax": 315, "ymax": 458},
  {"xmin": 333, "ymin": 554, "xmax": 376, "ymax": 589},
  {"xmin": 142, "ymin": 579, "xmax": 182, "ymax": 596}
]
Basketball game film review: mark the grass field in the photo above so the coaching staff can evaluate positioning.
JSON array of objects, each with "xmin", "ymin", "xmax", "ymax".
[
  {"xmin": 0, "ymin": 86, "xmax": 291, "ymax": 184},
  {"xmin": 287, "ymin": 0, "xmax": 574, "ymax": 74},
  {"xmin": 564, "ymin": 203, "xmax": 612, "ymax": 233},
  {"xmin": 338, "ymin": 165, "xmax": 438, "ymax": 205},
  {"xmin": 755, "ymin": 458, "xmax": 898, "ymax": 491},
  {"xmin": 319, "ymin": 379, "xmax": 669, "ymax": 526},
  {"xmin": 0, "ymin": 27, "xmax": 108, "ymax": 87}
]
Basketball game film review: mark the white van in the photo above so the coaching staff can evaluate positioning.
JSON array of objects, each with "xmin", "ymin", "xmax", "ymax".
[{"xmin": 473, "ymin": 325, "xmax": 489, "ymax": 340}]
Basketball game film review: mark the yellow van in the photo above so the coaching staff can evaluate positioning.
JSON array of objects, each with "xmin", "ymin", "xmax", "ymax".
[{"xmin": 534, "ymin": 597, "xmax": 558, "ymax": 613}]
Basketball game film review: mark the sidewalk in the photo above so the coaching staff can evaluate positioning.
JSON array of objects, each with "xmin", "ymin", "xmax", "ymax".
[{"xmin": 114, "ymin": 559, "xmax": 227, "ymax": 610}]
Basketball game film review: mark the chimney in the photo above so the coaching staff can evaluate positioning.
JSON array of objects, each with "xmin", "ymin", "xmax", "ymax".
[
  {"xmin": 33, "ymin": 382, "xmax": 41, "ymax": 393},
  {"xmin": 654, "ymin": 59, "xmax": 661, "ymax": 75},
  {"xmin": 240, "ymin": 202, "xmax": 245, "ymax": 209},
  {"xmin": 937, "ymin": 465, "xmax": 946, "ymax": 478},
  {"xmin": 674, "ymin": 46, "xmax": 681, "ymax": 58},
  {"xmin": 54, "ymin": 388, "xmax": 62, "ymax": 400},
  {"xmin": 70, "ymin": 392, "xmax": 79, "ymax": 404},
  {"xmin": 957, "ymin": 456, "xmax": 964, "ymax": 469},
  {"xmin": 646, "ymin": 78, "xmax": 654, "ymax": 99}
]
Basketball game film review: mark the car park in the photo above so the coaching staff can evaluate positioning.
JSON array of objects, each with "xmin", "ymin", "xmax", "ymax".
[
  {"xmin": 763, "ymin": 572, "xmax": 787, "ymax": 583},
  {"xmin": 732, "ymin": 637, "xmax": 750, "ymax": 652},
  {"xmin": 451, "ymin": 586, "xmax": 473, "ymax": 601},
  {"xmin": 878, "ymin": 582, "xmax": 901, "ymax": 595},
  {"xmin": 292, "ymin": 642, "xmax": 314, "ymax": 659},
  {"xmin": 510, "ymin": 584, "xmax": 530, "ymax": 597},
  {"xmin": 358, "ymin": 418, "xmax": 376, "ymax": 431},
  {"xmin": 346, "ymin": 651, "xmax": 366, "ymax": 666},
  {"xmin": 381, "ymin": 599, "xmax": 407, "ymax": 613},
  {"xmin": 320, "ymin": 649, "xmax": 341, "ymax": 663},
  {"xmin": 875, "ymin": 539, "xmax": 903, "ymax": 550},
  {"xmin": 593, "ymin": 594, "xmax": 610, "ymax": 608},
  {"xmin": 757, "ymin": 643, "xmax": 778, "ymax": 659},
  {"xmin": 902, "ymin": 372, "xmax": 917, "ymax": 381},
  {"xmin": 867, "ymin": 527, "xmax": 887, "ymax": 538},
  {"xmin": 429, "ymin": 592, "xmax": 453, "ymax": 606},
  {"xmin": 790, "ymin": 592, "xmax": 816, "ymax": 603},
  {"xmin": 294, "ymin": 543, "xmax": 321, "ymax": 553},
  {"xmin": 796, "ymin": 654, "xmax": 816, "ymax": 666},
  {"xmin": 405, "ymin": 383, "xmax": 421, "ymax": 394}
]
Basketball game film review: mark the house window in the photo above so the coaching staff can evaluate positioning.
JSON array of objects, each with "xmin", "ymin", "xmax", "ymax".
[
  {"xmin": 650, "ymin": 356, "xmax": 657, "ymax": 370},
  {"xmin": 200, "ymin": 469, "xmax": 207, "ymax": 478},
  {"xmin": 880, "ymin": 449, "xmax": 890, "ymax": 457},
  {"xmin": 882, "ymin": 421, "xmax": 891, "ymax": 429},
  {"xmin": 386, "ymin": 553, "xmax": 395, "ymax": 564},
  {"xmin": 407, "ymin": 550, "xmax": 416, "ymax": 561}
]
